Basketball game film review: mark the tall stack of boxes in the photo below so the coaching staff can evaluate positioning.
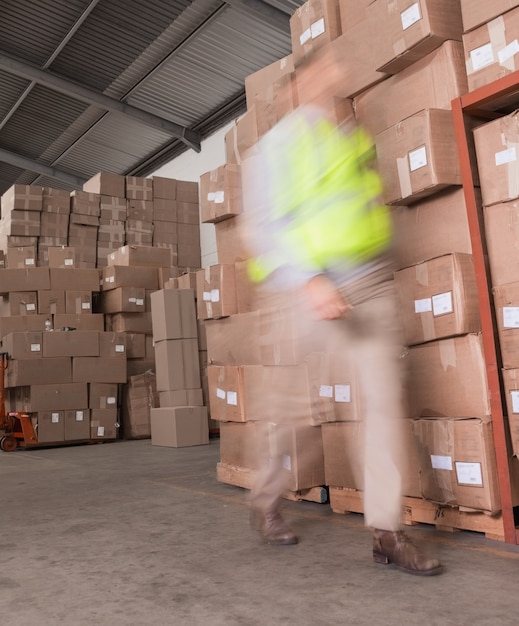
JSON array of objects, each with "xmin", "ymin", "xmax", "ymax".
[
  {"xmin": 206, "ymin": 0, "xmax": 517, "ymax": 515},
  {"xmin": 0, "ymin": 171, "xmax": 207, "ymax": 447},
  {"xmin": 149, "ymin": 287, "xmax": 208, "ymax": 447}
]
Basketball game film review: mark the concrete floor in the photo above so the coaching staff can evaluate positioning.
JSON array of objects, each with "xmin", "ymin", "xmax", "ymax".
[{"xmin": 1, "ymin": 439, "xmax": 518, "ymax": 626}]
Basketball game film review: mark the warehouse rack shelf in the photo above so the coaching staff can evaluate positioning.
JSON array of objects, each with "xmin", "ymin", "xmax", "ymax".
[{"xmin": 452, "ymin": 70, "xmax": 519, "ymax": 545}]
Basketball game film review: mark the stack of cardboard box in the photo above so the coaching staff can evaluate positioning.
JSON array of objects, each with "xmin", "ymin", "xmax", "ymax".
[
  {"xmin": 207, "ymin": 0, "xmax": 512, "ymax": 514},
  {"xmin": 149, "ymin": 288, "xmax": 208, "ymax": 447}
]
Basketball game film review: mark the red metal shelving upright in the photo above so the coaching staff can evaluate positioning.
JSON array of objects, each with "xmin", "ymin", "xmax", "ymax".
[{"xmin": 452, "ymin": 72, "xmax": 519, "ymax": 545}]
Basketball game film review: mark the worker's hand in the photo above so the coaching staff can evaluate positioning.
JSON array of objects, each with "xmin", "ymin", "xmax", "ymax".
[{"xmin": 304, "ymin": 274, "xmax": 351, "ymax": 320}]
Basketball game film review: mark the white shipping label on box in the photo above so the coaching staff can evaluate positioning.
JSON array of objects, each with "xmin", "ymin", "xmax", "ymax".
[
  {"xmin": 415, "ymin": 298, "xmax": 432, "ymax": 313},
  {"xmin": 210, "ymin": 289, "xmax": 220, "ymax": 303},
  {"xmin": 498, "ymin": 40, "xmax": 519, "ymax": 65},
  {"xmin": 203, "ymin": 291, "xmax": 211, "ymax": 302},
  {"xmin": 431, "ymin": 454, "xmax": 453, "ymax": 471},
  {"xmin": 409, "ymin": 146, "xmax": 427, "ymax": 172},
  {"xmin": 503, "ymin": 307, "xmax": 519, "ymax": 328},
  {"xmin": 65, "ymin": 258, "xmax": 74, "ymax": 266},
  {"xmin": 136, "ymin": 298, "xmax": 144, "ymax": 306},
  {"xmin": 300, "ymin": 28, "xmax": 312, "ymax": 45},
  {"xmin": 401, "ymin": 3, "xmax": 421, "ymax": 30},
  {"xmin": 282, "ymin": 454, "xmax": 292, "ymax": 471},
  {"xmin": 334, "ymin": 384, "xmax": 351, "ymax": 403},
  {"xmin": 319, "ymin": 385, "xmax": 333, "ymax": 398},
  {"xmin": 471, "ymin": 44, "xmax": 494, "ymax": 71},
  {"xmin": 455, "ymin": 462, "xmax": 483, "ymax": 486},
  {"xmin": 213, "ymin": 190, "xmax": 225, "ymax": 204},
  {"xmin": 81, "ymin": 302, "xmax": 91, "ymax": 310},
  {"xmin": 25, "ymin": 258, "xmax": 35, "ymax": 266},
  {"xmin": 97, "ymin": 426, "xmax": 105, "ymax": 437},
  {"xmin": 310, "ymin": 18, "xmax": 325, "ymax": 39},
  {"xmin": 432, "ymin": 292, "xmax": 453, "ymax": 316},
  {"xmin": 496, "ymin": 147, "xmax": 517, "ymax": 166},
  {"xmin": 511, "ymin": 390, "xmax": 519, "ymax": 413},
  {"xmin": 51, "ymin": 413, "xmax": 59, "ymax": 423},
  {"xmin": 216, "ymin": 387, "xmax": 226, "ymax": 400},
  {"xmin": 115, "ymin": 344, "xmax": 125, "ymax": 353},
  {"xmin": 30, "ymin": 343, "xmax": 41, "ymax": 352},
  {"xmin": 207, "ymin": 192, "xmax": 216, "ymax": 202},
  {"xmin": 26, "ymin": 303, "xmax": 36, "ymax": 311},
  {"xmin": 107, "ymin": 397, "xmax": 116, "ymax": 405},
  {"xmin": 75, "ymin": 411, "xmax": 84, "ymax": 422},
  {"xmin": 227, "ymin": 391, "xmax": 238, "ymax": 406}
]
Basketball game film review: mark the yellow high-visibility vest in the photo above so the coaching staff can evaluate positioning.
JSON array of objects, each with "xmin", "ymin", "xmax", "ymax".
[{"xmin": 247, "ymin": 113, "xmax": 392, "ymax": 283}]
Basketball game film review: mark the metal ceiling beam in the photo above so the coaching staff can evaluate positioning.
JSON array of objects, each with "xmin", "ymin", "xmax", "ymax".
[
  {"xmin": 223, "ymin": 0, "xmax": 291, "ymax": 28},
  {"xmin": 0, "ymin": 52, "xmax": 201, "ymax": 152},
  {"xmin": 0, "ymin": 147, "xmax": 86, "ymax": 187}
]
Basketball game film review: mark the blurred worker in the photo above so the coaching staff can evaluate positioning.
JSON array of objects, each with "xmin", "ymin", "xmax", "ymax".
[{"xmin": 240, "ymin": 44, "xmax": 442, "ymax": 577}]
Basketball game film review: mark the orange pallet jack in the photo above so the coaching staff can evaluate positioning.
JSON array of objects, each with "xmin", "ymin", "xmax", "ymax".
[{"xmin": 0, "ymin": 352, "xmax": 37, "ymax": 451}]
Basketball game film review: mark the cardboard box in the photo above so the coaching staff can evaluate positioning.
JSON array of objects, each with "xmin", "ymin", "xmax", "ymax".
[
  {"xmin": 53, "ymin": 313, "xmax": 105, "ymax": 332},
  {"xmin": 72, "ymin": 357, "xmax": 127, "ymax": 384},
  {"xmin": 89, "ymin": 382, "xmax": 118, "ymax": 409},
  {"xmin": 154, "ymin": 338, "xmax": 200, "ymax": 391},
  {"xmin": 290, "ymin": 0, "xmax": 342, "ymax": 65},
  {"xmin": 121, "ymin": 371, "xmax": 158, "ymax": 439},
  {"xmin": 98, "ymin": 286, "xmax": 146, "ymax": 314},
  {"xmin": 0, "ymin": 268, "xmax": 50, "ymax": 295},
  {"xmin": 484, "ymin": 201, "xmax": 519, "ymax": 287},
  {"xmin": 413, "ymin": 417, "xmax": 500, "ymax": 513},
  {"xmin": 152, "ymin": 198, "xmax": 177, "ymax": 222},
  {"xmin": 101, "ymin": 265, "xmax": 159, "ymax": 291},
  {"xmin": 502, "ymin": 369, "xmax": 519, "ymax": 456},
  {"xmin": 42, "ymin": 188, "xmax": 70, "ymax": 214},
  {"xmin": 176, "ymin": 181, "xmax": 199, "ymax": 203},
  {"xmin": 214, "ymin": 216, "xmax": 250, "ymax": 265},
  {"xmin": 40, "ymin": 212, "xmax": 69, "ymax": 238},
  {"xmin": 15, "ymin": 383, "xmax": 88, "ymax": 412},
  {"xmin": 404, "ymin": 334, "xmax": 490, "ymax": 420},
  {"xmin": 152, "ymin": 176, "xmax": 177, "ymax": 200},
  {"xmin": 83, "ymin": 172, "xmax": 125, "ymax": 197},
  {"xmin": 369, "ymin": 0, "xmax": 463, "ymax": 75},
  {"xmin": 177, "ymin": 224, "xmax": 201, "ymax": 268},
  {"xmin": 200, "ymin": 164, "xmax": 242, "ymax": 224},
  {"xmin": 176, "ymin": 201, "xmax": 199, "ymax": 225},
  {"xmin": 1, "ymin": 184, "xmax": 42, "ymax": 212},
  {"xmin": 245, "ymin": 55, "xmax": 295, "ymax": 109},
  {"xmin": 0, "ymin": 292, "xmax": 38, "ymax": 316},
  {"xmin": 124, "ymin": 333, "xmax": 146, "ymax": 359},
  {"xmin": 0, "ymin": 314, "xmax": 52, "ymax": 338},
  {"xmin": 463, "ymin": 7, "xmax": 519, "ymax": 92},
  {"xmin": 460, "ymin": 0, "xmax": 519, "ymax": 33},
  {"xmin": 234, "ymin": 261, "xmax": 256, "ymax": 314},
  {"xmin": 322, "ymin": 421, "xmax": 364, "ymax": 489},
  {"xmin": 196, "ymin": 265, "xmax": 237, "ymax": 320},
  {"xmin": 394, "ymin": 253, "xmax": 480, "ymax": 346},
  {"xmin": 99, "ymin": 331, "xmax": 126, "ymax": 358},
  {"xmin": 70, "ymin": 191, "xmax": 101, "ymax": 216},
  {"xmin": 106, "ymin": 312, "xmax": 153, "ymax": 334},
  {"xmin": 126, "ymin": 200, "xmax": 153, "ymax": 222},
  {"xmin": 5, "ymin": 357, "xmax": 72, "ymax": 387},
  {"xmin": 35, "ymin": 411, "xmax": 65, "ymax": 443},
  {"xmin": 338, "ymin": 0, "xmax": 375, "ymax": 30},
  {"xmin": 65, "ymin": 291, "xmax": 92, "ymax": 315},
  {"xmin": 107, "ymin": 245, "xmax": 172, "ymax": 268},
  {"xmin": 375, "ymin": 109, "xmax": 461, "ymax": 205},
  {"xmin": 90, "ymin": 408, "xmax": 119, "ymax": 439},
  {"xmin": 254, "ymin": 72, "xmax": 299, "ymax": 137},
  {"xmin": 151, "ymin": 288, "xmax": 197, "ymax": 342},
  {"xmin": 1, "ymin": 331, "xmax": 43, "ymax": 359},
  {"xmin": 354, "ymin": 40, "xmax": 467, "ymax": 137},
  {"xmin": 493, "ymin": 282, "xmax": 519, "ymax": 369},
  {"xmin": 392, "ymin": 187, "xmax": 474, "ymax": 270},
  {"xmin": 150, "ymin": 406, "xmax": 209, "ymax": 447},
  {"xmin": 219, "ymin": 421, "xmax": 259, "ymax": 469},
  {"xmin": 42, "ymin": 330, "xmax": 99, "ymax": 358},
  {"xmin": 225, "ymin": 109, "xmax": 260, "ymax": 165},
  {"xmin": 159, "ymin": 388, "xmax": 204, "ymax": 408},
  {"xmin": 49, "ymin": 268, "xmax": 100, "ymax": 291},
  {"xmin": 64, "ymin": 408, "xmax": 90, "ymax": 441},
  {"xmin": 6, "ymin": 246, "xmax": 36, "ymax": 269},
  {"xmin": 125, "ymin": 176, "xmax": 153, "ymax": 201},
  {"xmin": 38, "ymin": 290, "xmax": 66, "ymax": 315},
  {"xmin": 47, "ymin": 247, "xmax": 75, "ymax": 269},
  {"xmin": 474, "ymin": 112, "xmax": 519, "ymax": 207},
  {"xmin": 206, "ymin": 311, "xmax": 262, "ymax": 366}
]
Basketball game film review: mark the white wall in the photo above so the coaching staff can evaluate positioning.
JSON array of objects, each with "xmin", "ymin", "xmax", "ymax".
[{"xmin": 151, "ymin": 120, "xmax": 236, "ymax": 268}]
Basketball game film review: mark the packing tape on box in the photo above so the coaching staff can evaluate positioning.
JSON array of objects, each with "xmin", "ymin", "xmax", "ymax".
[
  {"xmin": 397, "ymin": 156, "xmax": 412, "ymax": 200},
  {"xmin": 439, "ymin": 338, "xmax": 457, "ymax": 371}
]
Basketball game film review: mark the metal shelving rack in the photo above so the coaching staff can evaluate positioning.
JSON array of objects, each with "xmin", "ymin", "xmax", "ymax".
[{"xmin": 452, "ymin": 72, "xmax": 519, "ymax": 545}]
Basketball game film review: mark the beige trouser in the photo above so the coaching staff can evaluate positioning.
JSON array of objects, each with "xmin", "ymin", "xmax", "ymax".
[{"xmin": 250, "ymin": 270, "xmax": 406, "ymax": 532}]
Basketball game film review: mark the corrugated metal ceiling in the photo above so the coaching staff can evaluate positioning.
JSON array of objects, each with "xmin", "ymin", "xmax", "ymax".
[{"xmin": 0, "ymin": 0, "xmax": 304, "ymax": 195}]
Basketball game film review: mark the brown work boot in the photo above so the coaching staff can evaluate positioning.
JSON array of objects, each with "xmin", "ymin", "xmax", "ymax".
[
  {"xmin": 251, "ymin": 508, "xmax": 298, "ymax": 545},
  {"xmin": 373, "ymin": 529, "xmax": 442, "ymax": 576}
]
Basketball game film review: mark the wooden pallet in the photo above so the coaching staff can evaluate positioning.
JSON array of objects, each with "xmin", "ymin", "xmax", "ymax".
[
  {"xmin": 216, "ymin": 462, "xmax": 328, "ymax": 503},
  {"xmin": 329, "ymin": 486, "xmax": 505, "ymax": 541}
]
